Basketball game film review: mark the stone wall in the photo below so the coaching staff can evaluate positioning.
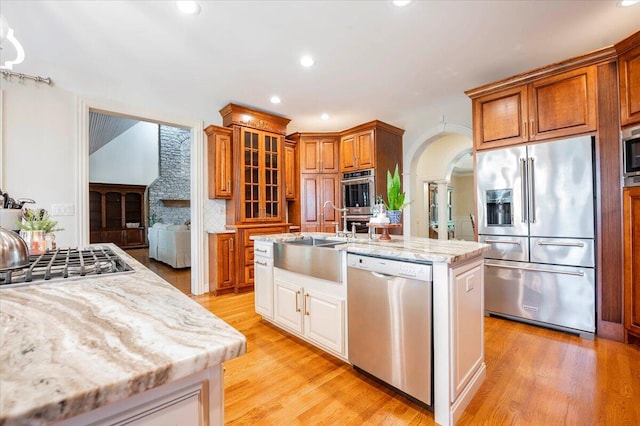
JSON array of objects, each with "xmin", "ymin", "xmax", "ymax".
[{"xmin": 148, "ymin": 126, "xmax": 191, "ymax": 225}]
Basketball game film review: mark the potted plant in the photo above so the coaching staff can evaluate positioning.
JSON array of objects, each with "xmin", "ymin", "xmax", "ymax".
[
  {"xmin": 16, "ymin": 208, "xmax": 63, "ymax": 254},
  {"xmin": 384, "ymin": 164, "xmax": 411, "ymax": 224}
]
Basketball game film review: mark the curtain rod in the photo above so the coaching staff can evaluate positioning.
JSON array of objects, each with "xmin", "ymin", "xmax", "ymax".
[{"xmin": 1, "ymin": 69, "xmax": 52, "ymax": 85}]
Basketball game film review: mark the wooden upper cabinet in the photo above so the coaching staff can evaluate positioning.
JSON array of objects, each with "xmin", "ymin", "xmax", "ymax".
[
  {"xmin": 618, "ymin": 43, "xmax": 640, "ymax": 127},
  {"xmin": 297, "ymin": 136, "xmax": 340, "ymax": 174},
  {"xmin": 284, "ymin": 141, "xmax": 296, "ymax": 200},
  {"xmin": 340, "ymin": 129, "xmax": 375, "ymax": 172},
  {"xmin": 205, "ymin": 125, "xmax": 233, "ymax": 199},
  {"xmin": 529, "ymin": 66, "xmax": 596, "ymax": 140},
  {"xmin": 470, "ymin": 66, "xmax": 597, "ymax": 150},
  {"xmin": 472, "ymin": 86, "xmax": 528, "ymax": 149}
]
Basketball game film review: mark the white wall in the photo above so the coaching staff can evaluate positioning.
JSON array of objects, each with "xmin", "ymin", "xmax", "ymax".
[
  {"xmin": 2, "ymin": 81, "xmax": 78, "ymax": 248},
  {"xmin": 89, "ymin": 121, "xmax": 159, "ymax": 185}
]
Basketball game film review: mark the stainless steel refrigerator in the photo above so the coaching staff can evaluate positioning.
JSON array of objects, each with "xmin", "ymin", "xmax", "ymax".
[{"xmin": 477, "ymin": 135, "xmax": 596, "ymax": 338}]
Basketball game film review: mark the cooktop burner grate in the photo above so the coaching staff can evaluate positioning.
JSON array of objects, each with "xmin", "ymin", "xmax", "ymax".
[{"xmin": 0, "ymin": 246, "xmax": 134, "ymax": 287}]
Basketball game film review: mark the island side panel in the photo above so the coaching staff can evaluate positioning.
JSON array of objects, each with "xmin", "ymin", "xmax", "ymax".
[{"xmin": 433, "ymin": 257, "xmax": 486, "ymax": 426}]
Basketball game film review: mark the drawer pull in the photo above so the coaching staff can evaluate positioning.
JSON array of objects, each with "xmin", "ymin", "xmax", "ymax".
[
  {"xmin": 255, "ymin": 260, "xmax": 267, "ymax": 266},
  {"xmin": 485, "ymin": 239, "xmax": 521, "ymax": 245},
  {"xmin": 537, "ymin": 241, "xmax": 585, "ymax": 248}
]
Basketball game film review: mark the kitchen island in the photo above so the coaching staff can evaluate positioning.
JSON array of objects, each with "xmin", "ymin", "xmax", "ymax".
[
  {"xmin": 252, "ymin": 233, "xmax": 489, "ymax": 426},
  {"xmin": 0, "ymin": 245, "xmax": 246, "ymax": 426}
]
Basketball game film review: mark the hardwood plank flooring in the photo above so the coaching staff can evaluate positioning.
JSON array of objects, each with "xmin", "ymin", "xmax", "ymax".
[{"xmin": 127, "ymin": 248, "xmax": 640, "ymax": 425}]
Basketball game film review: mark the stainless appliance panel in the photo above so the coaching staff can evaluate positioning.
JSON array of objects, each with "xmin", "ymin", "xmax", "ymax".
[
  {"xmin": 476, "ymin": 145, "xmax": 527, "ymax": 236},
  {"xmin": 485, "ymin": 260, "xmax": 595, "ymax": 334},
  {"xmin": 479, "ymin": 235, "xmax": 528, "ymax": 262},
  {"xmin": 527, "ymin": 136, "xmax": 594, "ymax": 238},
  {"xmin": 347, "ymin": 254, "xmax": 432, "ymax": 405},
  {"xmin": 530, "ymin": 237, "xmax": 595, "ymax": 268},
  {"xmin": 342, "ymin": 170, "xmax": 375, "ymax": 216}
]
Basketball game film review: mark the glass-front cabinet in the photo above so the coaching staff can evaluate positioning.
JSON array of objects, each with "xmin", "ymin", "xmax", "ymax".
[{"xmin": 241, "ymin": 128, "xmax": 282, "ymax": 222}]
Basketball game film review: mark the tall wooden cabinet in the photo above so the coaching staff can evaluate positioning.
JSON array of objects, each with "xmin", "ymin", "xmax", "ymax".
[
  {"xmin": 89, "ymin": 183, "xmax": 147, "ymax": 248},
  {"xmin": 205, "ymin": 125, "xmax": 233, "ymax": 199},
  {"xmin": 623, "ymin": 186, "xmax": 640, "ymax": 344},
  {"xmin": 287, "ymin": 133, "xmax": 342, "ymax": 233},
  {"xmin": 212, "ymin": 104, "xmax": 291, "ymax": 291},
  {"xmin": 470, "ymin": 66, "xmax": 597, "ymax": 150}
]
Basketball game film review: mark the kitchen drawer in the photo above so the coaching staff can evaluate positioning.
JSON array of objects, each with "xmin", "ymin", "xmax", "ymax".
[
  {"xmin": 530, "ymin": 237, "xmax": 594, "ymax": 267},
  {"xmin": 479, "ymin": 235, "xmax": 528, "ymax": 261},
  {"xmin": 243, "ymin": 226, "xmax": 288, "ymax": 246},
  {"xmin": 253, "ymin": 242, "xmax": 273, "ymax": 259},
  {"xmin": 244, "ymin": 247, "xmax": 254, "ymax": 265}
]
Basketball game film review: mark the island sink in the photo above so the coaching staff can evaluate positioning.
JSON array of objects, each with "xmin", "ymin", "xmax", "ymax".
[{"xmin": 273, "ymin": 237, "xmax": 345, "ymax": 282}]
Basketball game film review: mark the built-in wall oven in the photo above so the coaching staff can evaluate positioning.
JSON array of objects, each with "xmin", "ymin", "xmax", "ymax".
[
  {"xmin": 342, "ymin": 169, "xmax": 375, "ymax": 229},
  {"xmin": 623, "ymin": 125, "xmax": 640, "ymax": 187}
]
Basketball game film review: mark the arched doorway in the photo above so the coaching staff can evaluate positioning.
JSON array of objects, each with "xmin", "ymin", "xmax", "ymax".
[{"xmin": 406, "ymin": 126, "xmax": 474, "ymax": 240}]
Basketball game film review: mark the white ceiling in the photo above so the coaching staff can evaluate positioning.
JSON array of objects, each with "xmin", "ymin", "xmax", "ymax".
[{"xmin": 2, "ymin": 1, "xmax": 640, "ymax": 145}]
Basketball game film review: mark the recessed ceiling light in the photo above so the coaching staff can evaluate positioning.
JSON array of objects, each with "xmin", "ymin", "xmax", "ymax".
[
  {"xmin": 617, "ymin": 0, "xmax": 639, "ymax": 5},
  {"xmin": 392, "ymin": 0, "xmax": 412, "ymax": 7},
  {"xmin": 176, "ymin": 1, "xmax": 201, "ymax": 15},
  {"xmin": 300, "ymin": 55, "xmax": 315, "ymax": 67},
  {"xmin": 321, "ymin": 113, "xmax": 330, "ymax": 120},
  {"xmin": 270, "ymin": 96, "xmax": 281, "ymax": 104}
]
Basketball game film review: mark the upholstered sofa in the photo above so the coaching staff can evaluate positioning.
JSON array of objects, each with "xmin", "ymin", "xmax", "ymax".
[{"xmin": 148, "ymin": 223, "xmax": 191, "ymax": 268}]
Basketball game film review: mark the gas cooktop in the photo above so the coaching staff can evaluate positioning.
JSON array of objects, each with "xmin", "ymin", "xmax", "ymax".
[{"xmin": 0, "ymin": 246, "xmax": 134, "ymax": 288}]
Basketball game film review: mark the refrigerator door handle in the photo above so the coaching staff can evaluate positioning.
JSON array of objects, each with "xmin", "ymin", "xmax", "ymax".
[
  {"xmin": 520, "ymin": 158, "xmax": 528, "ymax": 223},
  {"xmin": 485, "ymin": 239, "xmax": 521, "ymax": 245},
  {"xmin": 527, "ymin": 157, "xmax": 536, "ymax": 223},
  {"xmin": 537, "ymin": 240, "xmax": 585, "ymax": 248},
  {"xmin": 486, "ymin": 262, "xmax": 585, "ymax": 277}
]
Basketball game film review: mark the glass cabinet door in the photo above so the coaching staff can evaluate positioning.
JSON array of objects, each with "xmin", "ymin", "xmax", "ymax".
[{"xmin": 240, "ymin": 128, "xmax": 282, "ymax": 222}]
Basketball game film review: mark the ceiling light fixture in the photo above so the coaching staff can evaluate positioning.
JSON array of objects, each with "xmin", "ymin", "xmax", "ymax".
[
  {"xmin": 617, "ymin": 0, "xmax": 639, "ymax": 6},
  {"xmin": 176, "ymin": 1, "xmax": 201, "ymax": 15},
  {"xmin": 270, "ymin": 96, "xmax": 281, "ymax": 104},
  {"xmin": 392, "ymin": 0, "xmax": 412, "ymax": 7},
  {"xmin": 321, "ymin": 113, "xmax": 330, "ymax": 120},
  {"xmin": 300, "ymin": 55, "xmax": 315, "ymax": 67},
  {"xmin": 0, "ymin": 15, "xmax": 25, "ymax": 70}
]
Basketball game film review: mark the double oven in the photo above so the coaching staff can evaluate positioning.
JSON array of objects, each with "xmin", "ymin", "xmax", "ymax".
[{"xmin": 342, "ymin": 169, "xmax": 375, "ymax": 233}]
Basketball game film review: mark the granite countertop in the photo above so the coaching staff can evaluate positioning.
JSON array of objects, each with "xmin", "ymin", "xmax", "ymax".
[
  {"xmin": 252, "ymin": 232, "xmax": 489, "ymax": 264},
  {"xmin": 0, "ymin": 245, "xmax": 246, "ymax": 425}
]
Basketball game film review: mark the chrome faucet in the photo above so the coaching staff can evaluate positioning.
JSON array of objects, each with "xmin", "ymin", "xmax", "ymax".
[{"xmin": 323, "ymin": 200, "xmax": 348, "ymax": 235}]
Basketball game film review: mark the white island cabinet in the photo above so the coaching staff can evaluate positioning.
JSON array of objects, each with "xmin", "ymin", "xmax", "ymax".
[
  {"xmin": 0, "ymin": 245, "xmax": 246, "ymax": 426},
  {"xmin": 254, "ymin": 241, "xmax": 274, "ymax": 319},
  {"xmin": 252, "ymin": 233, "xmax": 489, "ymax": 426}
]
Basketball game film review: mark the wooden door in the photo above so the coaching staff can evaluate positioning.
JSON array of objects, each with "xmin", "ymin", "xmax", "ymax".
[
  {"xmin": 472, "ymin": 86, "xmax": 528, "ymax": 150},
  {"xmin": 619, "ymin": 45, "xmax": 640, "ymax": 127},
  {"xmin": 284, "ymin": 143, "xmax": 296, "ymax": 199},
  {"xmin": 320, "ymin": 175, "xmax": 340, "ymax": 229},
  {"xmin": 624, "ymin": 186, "xmax": 640, "ymax": 340},
  {"xmin": 340, "ymin": 134, "xmax": 358, "ymax": 172},
  {"xmin": 206, "ymin": 126, "xmax": 233, "ymax": 199},
  {"xmin": 355, "ymin": 130, "xmax": 375, "ymax": 170},
  {"xmin": 529, "ymin": 66, "xmax": 596, "ymax": 141},
  {"xmin": 217, "ymin": 233, "xmax": 236, "ymax": 291}
]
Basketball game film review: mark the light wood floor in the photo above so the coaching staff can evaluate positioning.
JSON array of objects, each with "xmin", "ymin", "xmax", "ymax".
[{"xmin": 127, "ymin": 249, "xmax": 640, "ymax": 425}]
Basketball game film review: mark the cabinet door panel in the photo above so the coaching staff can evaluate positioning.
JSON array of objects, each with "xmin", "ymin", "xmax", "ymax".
[
  {"xmin": 301, "ymin": 176, "xmax": 319, "ymax": 224},
  {"xmin": 304, "ymin": 290, "xmax": 344, "ymax": 355},
  {"xmin": 320, "ymin": 138, "xmax": 340, "ymax": 173},
  {"xmin": 284, "ymin": 143, "xmax": 296, "ymax": 199},
  {"xmin": 619, "ymin": 45, "xmax": 640, "ymax": 127},
  {"xmin": 340, "ymin": 134, "xmax": 357, "ymax": 171},
  {"xmin": 321, "ymin": 175, "xmax": 340, "ymax": 223},
  {"xmin": 473, "ymin": 86, "xmax": 528, "ymax": 150},
  {"xmin": 624, "ymin": 187, "xmax": 640, "ymax": 337},
  {"xmin": 254, "ymin": 256, "xmax": 273, "ymax": 319},
  {"xmin": 356, "ymin": 130, "xmax": 375, "ymax": 170},
  {"xmin": 529, "ymin": 66, "xmax": 596, "ymax": 140},
  {"xmin": 300, "ymin": 139, "xmax": 320, "ymax": 173},
  {"xmin": 274, "ymin": 279, "xmax": 303, "ymax": 333}
]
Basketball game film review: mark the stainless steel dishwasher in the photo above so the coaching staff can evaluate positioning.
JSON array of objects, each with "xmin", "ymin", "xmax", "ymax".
[{"xmin": 347, "ymin": 253, "xmax": 433, "ymax": 406}]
